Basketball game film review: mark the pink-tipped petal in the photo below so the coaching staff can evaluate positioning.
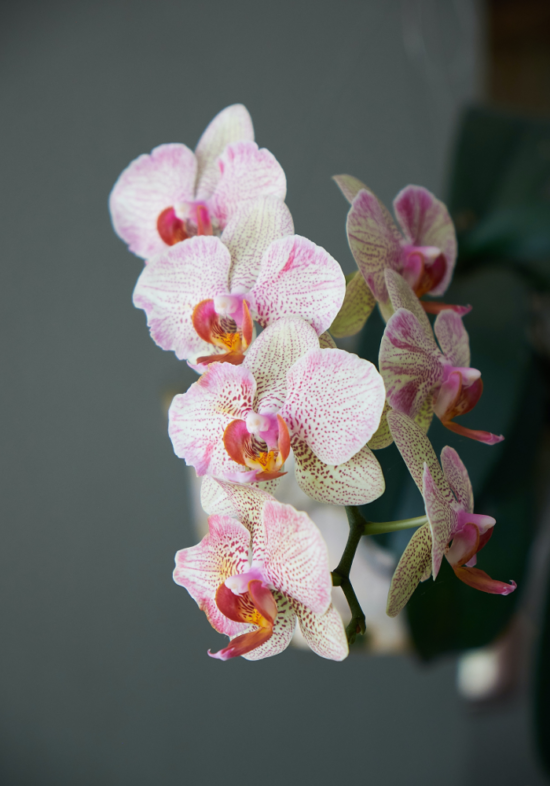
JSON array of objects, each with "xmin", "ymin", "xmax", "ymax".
[
  {"xmin": 384, "ymin": 269, "xmax": 433, "ymax": 340},
  {"xmin": 109, "ymin": 143, "xmax": 197, "ymax": 259},
  {"xmin": 292, "ymin": 440, "xmax": 385, "ymax": 506},
  {"xmin": 194, "ymin": 104, "xmax": 254, "ymax": 201},
  {"xmin": 281, "ymin": 349, "xmax": 385, "ymax": 465},
  {"xmin": 333, "ymin": 174, "xmax": 369, "ymax": 204},
  {"xmin": 386, "ymin": 523, "xmax": 433, "ymax": 617},
  {"xmin": 242, "ymin": 592, "xmax": 297, "ymax": 660},
  {"xmin": 346, "ymin": 189, "xmax": 403, "ymax": 303},
  {"xmin": 434, "ymin": 310, "xmax": 471, "ymax": 368},
  {"xmin": 222, "ymin": 198, "xmax": 294, "ymax": 292},
  {"xmin": 393, "ymin": 186, "xmax": 457, "ymax": 296},
  {"xmin": 294, "ymin": 601, "xmax": 348, "ymax": 660},
  {"xmin": 209, "ymin": 141, "xmax": 287, "ymax": 228},
  {"xmin": 380, "ymin": 308, "xmax": 443, "ymax": 420},
  {"xmin": 258, "ymin": 500, "xmax": 332, "ymax": 614},
  {"xmin": 243, "ymin": 317, "xmax": 319, "ymax": 414},
  {"xmin": 133, "ymin": 236, "xmax": 232, "ymax": 361},
  {"xmin": 422, "ymin": 463, "xmax": 456, "ymax": 578},
  {"xmin": 330, "ymin": 271, "xmax": 376, "ymax": 338},
  {"xmin": 453, "ymin": 566, "xmax": 517, "ymax": 596},
  {"xmin": 387, "ymin": 410, "xmax": 453, "ymax": 502},
  {"xmin": 168, "ymin": 363, "xmax": 256, "ymax": 477},
  {"xmin": 247, "ymin": 235, "xmax": 345, "ymax": 335},
  {"xmin": 440, "ymin": 446, "xmax": 474, "ymax": 513},
  {"xmin": 173, "ymin": 514, "xmax": 251, "ymax": 636}
]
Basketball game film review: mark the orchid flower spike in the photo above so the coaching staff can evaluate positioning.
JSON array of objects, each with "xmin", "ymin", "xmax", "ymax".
[
  {"xmin": 380, "ymin": 269, "xmax": 503, "ymax": 445},
  {"xmin": 132, "ymin": 198, "xmax": 345, "ymax": 367},
  {"xmin": 385, "ymin": 410, "xmax": 516, "ymax": 616},
  {"xmin": 109, "ymin": 104, "xmax": 286, "ymax": 260},
  {"xmin": 168, "ymin": 317, "xmax": 386, "ymax": 505},
  {"xmin": 173, "ymin": 482, "xmax": 348, "ymax": 661},
  {"xmin": 334, "ymin": 174, "xmax": 459, "ymax": 319}
]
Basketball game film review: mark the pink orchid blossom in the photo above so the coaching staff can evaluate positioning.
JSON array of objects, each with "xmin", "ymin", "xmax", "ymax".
[
  {"xmin": 173, "ymin": 482, "xmax": 348, "ymax": 661},
  {"xmin": 168, "ymin": 317, "xmax": 386, "ymax": 505},
  {"xmin": 334, "ymin": 175, "xmax": 459, "ymax": 318},
  {"xmin": 109, "ymin": 104, "xmax": 286, "ymax": 260},
  {"xmin": 385, "ymin": 410, "xmax": 516, "ymax": 617},
  {"xmin": 132, "ymin": 198, "xmax": 345, "ymax": 367},
  {"xmin": 379, "ymin": 269, "xmax": 503, "ymax": 445}
]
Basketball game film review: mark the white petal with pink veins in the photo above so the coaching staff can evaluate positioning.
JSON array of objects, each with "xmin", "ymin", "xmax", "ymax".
[
  {"xmin": 173, "ymin": 514, "xmax": 250, "ymax": 637},
  {"xmin": 281, "ymin": 348, "xmax": 385, "ymax": 465},
  {"xmin": 194, "ymin": 104, "xmax": 254, "ymax": 201},
  {"xmin": 243, "ymin": 317, "xmax": 319, "ymax": 414},
  {"xmin": 294, "ymin": 601, "xmax": 348, "ymax": 661},
  {"xmin": 292, "ymin": 440, "xmax": 385, "ymax": 506},
  {"xmin": 168, "ymin": 363, "xmax": 256, "ymax": 476},
  {"xmin": 242, "ymin": 592, "xmax": 297, "ymax": 660},
  {"xmin": 132, "ymin": 236, "xmax": 231, "ymax": 361},
  {"xmin": 209, "ymin": 141, "xmax": 287, "ymax": 228},
  {"xmin": 434, "ymin": 310, "xmax": 471, "ymax": 368},
  {"xmin": 109, "ymin": 143, "xmax": 197, "ymax": 259},
  {"xmin": 247, "ymin": 235, "xmax": 346, "ymax": 335},
  {"xmin": 223, "ymin": 198, "xmax": 294, "ymax": 292},
  {"xmin": 258, "ymin": 500, "xmax": 331, "ymax": 614}
]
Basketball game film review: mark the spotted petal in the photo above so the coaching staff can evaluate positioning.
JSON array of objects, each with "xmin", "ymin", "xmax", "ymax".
[
  {"xmin": 209, "ymin": 141, "xmax": 287, "ymax": 228},
  {"xmin": 281, "ymin": 349, "xmax": 385, "ymax": 465},
  {"xmin": 440, "ymin": 446, "xmax": 474, "ymax": 513},
  {"xmin": 386, "ymin": 523, "xmax": 432, "ymax": 617},
  {"xmin": 330, "ymin": 271, "xmax": 376, "ymax": 338},
  {"xmin": 292, "ymin": 440, "xmax": 385, "ymax": 506},
  {"xmin": 132, "ymin": 236, "xmax": 231, "ymax": 361},
  {"xmin": 422, "ymin": 464, "xmax": 456, "ymax": 578},
  {"xmin": 434, "ymin": 310, "xmax": 470, "ymax": 368},
  {"xmin": 168, "ymin": 363, "xmax": 255, "ymax": 477},
  {"xmin": 194, "ymin": 104, "xmax": 254, "ymax": 201},
  {"xmin": 385, "ymin": 269, "xmax": 432, "ymax": 340},
  {"xmin": 242, "ymin": 591, "xmax": 297, "ymax": 660},
  {"xmin": 346, "ymin": 189, "xmax": 403, "ymax": 303},
  {"xmin": 109, "ymin": 143, "xmax": 197, "ymax": 260},
  {"xmin": 247, "ymin": 235, "xmax": 345, "ymax": 335},
  {"xmin": 173, "ymin": 514, "xmax": 250, "ymax": 636},
  {"xmin": 393, "ymin": 185, "xmax": 457, "ymax": 296},
  {"xmin": 223, "ymin": 198, "xmax": 294, "ymax": 292},
  {"xmin": 333, "ymin": 174, "xmax": 368, "ymax": 204},
  {"xmin": 294, "ymin": 601, "xmax": 348, "ymax": 660}
]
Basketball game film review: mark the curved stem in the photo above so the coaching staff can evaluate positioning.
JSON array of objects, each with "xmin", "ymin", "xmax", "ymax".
[{"xmin": 362, "ymin": 515, "xmax": 427, "ymax": 536}]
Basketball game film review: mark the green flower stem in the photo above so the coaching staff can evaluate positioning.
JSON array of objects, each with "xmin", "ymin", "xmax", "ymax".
[{"xmin": 331, "ymin": 508, "xmax": 427, "ymax": 645}]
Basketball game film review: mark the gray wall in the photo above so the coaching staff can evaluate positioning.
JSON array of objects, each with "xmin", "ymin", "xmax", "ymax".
[{"xmin": 1, "ymin": 1, "xmax": 545, "ymax": 784}]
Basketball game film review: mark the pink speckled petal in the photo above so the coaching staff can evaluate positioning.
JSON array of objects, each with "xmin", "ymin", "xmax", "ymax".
[
  {"xmin": 422, "ymin": 463, "xmax": 456, "ymax": 578},
  {"xmin": 384, "ymin": 269, "xmax": 432, "ymax": 340},
  {"xmin": 243, "ymin": 317, "xmax": 319, "ymax": 414},
  {"xmin": 440, "ymin": 446, "xmax": 474, "ymax": 513},
  {"xmin": 434, "ymin": 310, "xmax": 471, "ymax": 368},
  {"xmin": 386, "ymin": 410, "xmax": 453, "ymax": 503},
  {"xmin": 333, "ymin": 174, "xmax": 369, "ymax": 204},
  {"xmin": 209, "ymin": 141, "xmax": 287, "ymax": 228},
  {"xmin": 380, "ymin": 308, "xmax": 443, "ymax": 420},
  {"xmin": 201, "ymin": 478, "xmax": 272, "ymax": 535},
  {"xmin": 109, "ymin": 143, "xmax": 197, "ymax": 259},
  {"xmin": 393, "ymin": 186, "xmax": 457, "ymax": 296},
  {"xmin": 259, "ymin": 499, "xmax": 331, "ymax": 614},
  {"xmin": 330, "ymin": 271, "xmax": 376, "ymax": 338},
  {"xmin": 386, "ymin": 523, "xmax": 432, "ymax": 617},
  {"xmin": 168, "ymin": 363, "xmax": 256, "ymax": 476},
  {"xmin": 346, "ymin": 189, "xmax": 403, "ymax": 303},
  {"xmin": 223, "ymin": 198, "xmax": 294, "ymax": 292},
  {"xmin": 194, "ymin": 104, "xmax": 254, "ymax": 201},
  {"xmin": 281, "ymin": 349, "xmax": 385, "ymax": 465},
  {"xmin": 292, "ymin": 440, "xmax": 385, "ymax": 506},
  {"xmin": 294, "ymin": 601, "xmax": 348, "ymax": 660},
  {"xmin": 173, "ymin": 514, "xmax": 250, "ymax": 636},
  {"xmin": 247, "ymin": 235, "xmax": 346, "ymax": 335},
  {"xmin": 242, "ymin": 591, "xmax": 297, "ymax": 660},
  {"xmin": 132, "ymin": 236, "xmax": 231, "ymax": 361}
]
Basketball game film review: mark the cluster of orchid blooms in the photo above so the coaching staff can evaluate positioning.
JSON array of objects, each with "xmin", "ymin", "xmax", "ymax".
[{"xmin": 110, "ymin": 104, "xmax": 516, "ymax": 663}]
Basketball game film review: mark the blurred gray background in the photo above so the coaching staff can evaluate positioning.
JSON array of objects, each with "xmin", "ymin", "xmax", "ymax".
[{"xmin": 0, "ymin": 1, "xmax": 546, "ymax": 784}]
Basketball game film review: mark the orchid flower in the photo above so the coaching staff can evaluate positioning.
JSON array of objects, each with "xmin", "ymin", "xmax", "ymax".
[
  {"xmin": 132, "ymin": 198, "xmax": 345, "ymax": 367},
  {"xmin": 380, "ymin": 269, "xmax": 503, "ymax": 444},
  {"xmin": 173, "ymin": 481, "xmax": 348, "ymax": 660},
  {"xmin": 109, "ymin": 104, "xmax": 286, "ymax": 260},
  {"xmin": 168, "ymin": 317, "xmax": 386, "ymax": 505},
  {"xmin": 385, "ymin": 410, "xmax": 516, "ymax": 617},
  {"xmin": 334, "ymin": 174, "xmax": 458, "ymax": 320}
]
